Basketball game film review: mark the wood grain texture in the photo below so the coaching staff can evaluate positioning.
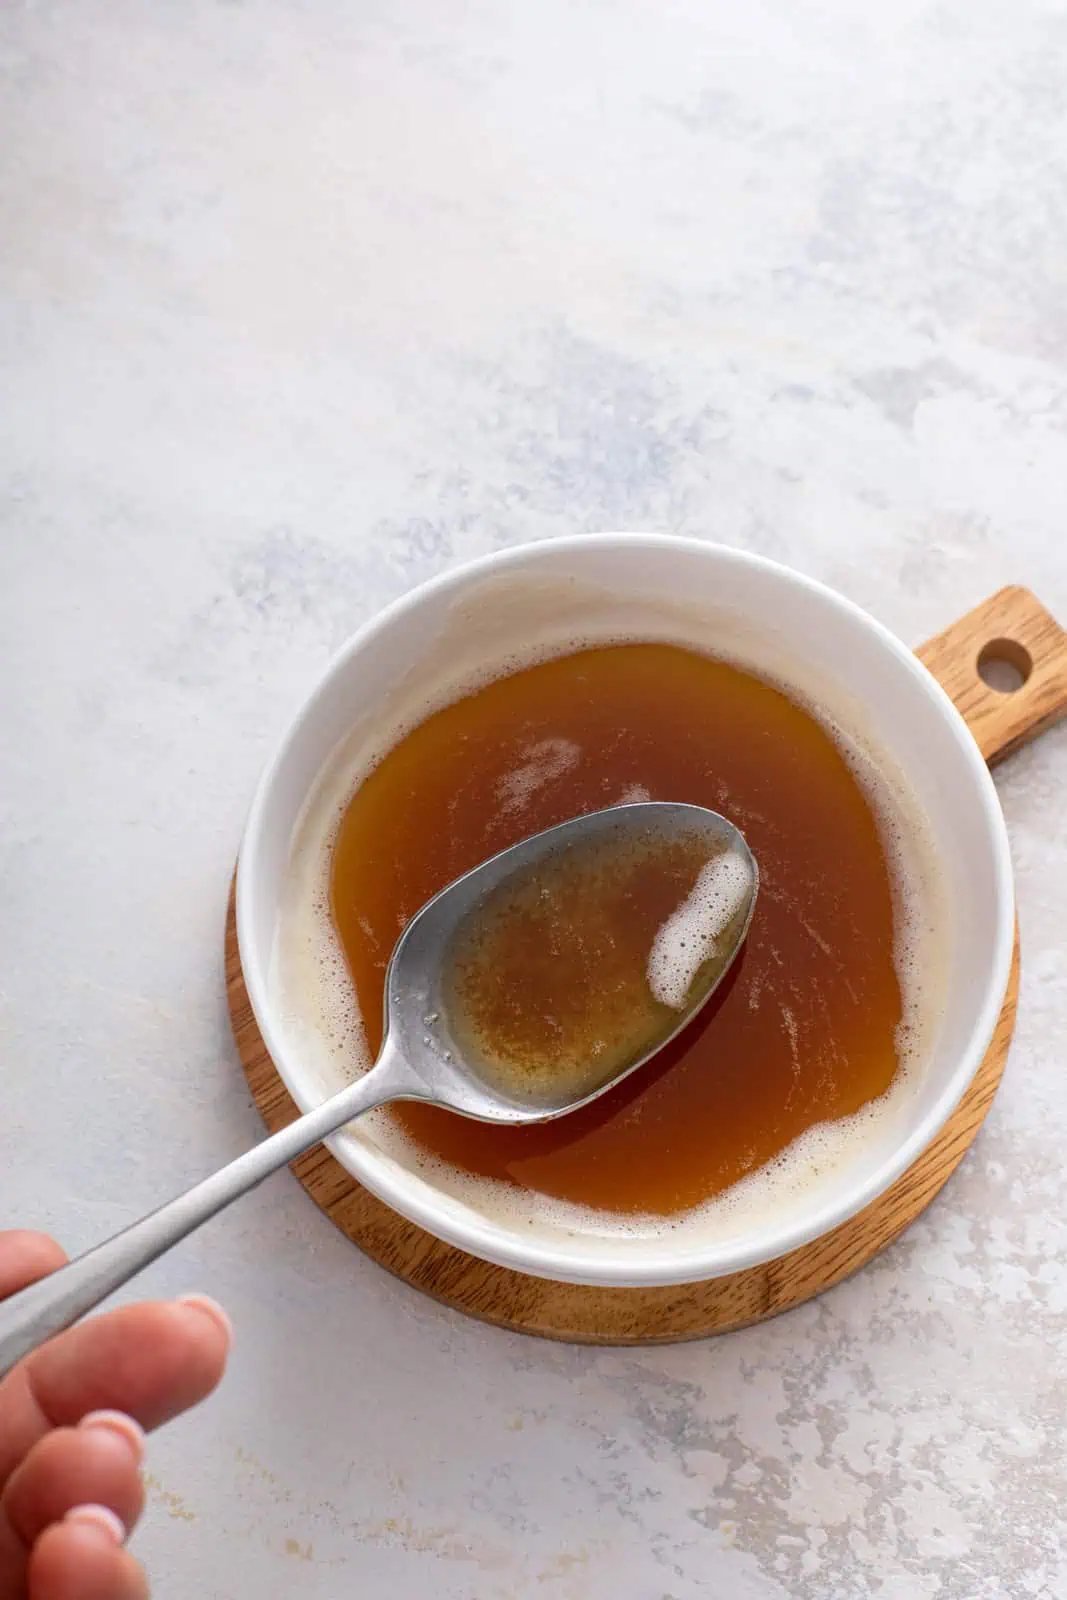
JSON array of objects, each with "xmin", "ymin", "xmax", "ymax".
[
  {"xmin": 225, "ymin": 592, "xmax": 1061, "ymax": 1344},
  {"xmin": 916, "ymin": 585, "xmax": 1067, "ymax": 765}
]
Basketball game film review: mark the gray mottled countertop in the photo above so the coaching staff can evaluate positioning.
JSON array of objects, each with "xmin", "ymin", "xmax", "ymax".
[{"xmin": 3, "ymin": 2, "xmax": 1067, "ymax": 1595}]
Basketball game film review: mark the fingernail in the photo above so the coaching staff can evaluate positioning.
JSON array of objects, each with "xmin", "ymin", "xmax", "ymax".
[
  {"xmin": 80, "ymin": 1410, "xmax": 145, "ymax": 1464},
  {"xmin": 177, "ymin": 1292, "xmax": 234, "ymax": 1350},
  {"xmin": 64, "ymin": 1504, "xmax": 127, "ymax": 1546}
]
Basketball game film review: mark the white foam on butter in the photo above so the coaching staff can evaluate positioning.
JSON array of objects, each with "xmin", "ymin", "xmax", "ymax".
[
  {"xmin": 496, "ymin": 736, "xmax": 581, "ymax": 814},
  {"xmin": 647, "ymin": 851, "xmax": 753, "ymax": 1010},
  {"xmin": 270, "ymin": 633, "xmax": 949, "ymax": 1251},
  {"xmin": 616, "ymin": 782, "xmax": 651, "ymax": 806}
]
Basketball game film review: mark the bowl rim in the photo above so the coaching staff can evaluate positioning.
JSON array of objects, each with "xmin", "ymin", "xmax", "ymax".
[{"xmin": 236, "ymin": 534, "xmax": 1015, "ymax": 1286}]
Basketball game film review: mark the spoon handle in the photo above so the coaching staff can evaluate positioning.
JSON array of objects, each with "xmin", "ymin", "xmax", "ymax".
[{"xmin": 0, "ymin": 1047, "xmax": 413, "ymax": 1379}]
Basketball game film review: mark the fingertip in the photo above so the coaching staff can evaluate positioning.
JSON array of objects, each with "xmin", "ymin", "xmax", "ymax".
[
  {"xmin": 176, "ymin": 1293, "xmax": 234, "ymax": 1354},
  {"xmin": 0, "ymin": 1231, "xmax": 67, "ymax": 1267},
  {"xmin": 79, "ymin": 1412, "xmax": 145, "ymax": 1465},
  {"xmin": 30, "ymin": 1522, "xmax": 148, "ymax": 1600},
  {"xmin": 168, "ymin": 1298, "xmax": 231, "ymax": 1405},
  {"xmin": 64, "ymin": 1503, "xmax": 126, "ymax": 1544},
  {"xmin": 0, "ymin": 1232, "xmax": 68, "ymax": 1298},
  {"xmin": 24, "ymin": 1297, "xmax": 232, "ymax": 1433},
  {"xmin": 4, "ymin": 1423, "xmax": 146, "ymax": 1548}
]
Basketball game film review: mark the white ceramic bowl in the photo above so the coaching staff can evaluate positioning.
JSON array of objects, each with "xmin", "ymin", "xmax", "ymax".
[{"xmin": 236, "ymin": 535, "xmax": 1014, "ymax": 1286}]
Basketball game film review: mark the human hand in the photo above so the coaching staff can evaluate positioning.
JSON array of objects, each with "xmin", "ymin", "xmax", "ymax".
[{"xmin": 0, "ymin": 1231, "xmax": 231, "ymax": 1599}]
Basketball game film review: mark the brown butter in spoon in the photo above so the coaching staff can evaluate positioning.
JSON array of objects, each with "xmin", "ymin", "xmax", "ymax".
[{"xmin": 442, "ymin": 823, "xmax": 753, "ymax": 1106}]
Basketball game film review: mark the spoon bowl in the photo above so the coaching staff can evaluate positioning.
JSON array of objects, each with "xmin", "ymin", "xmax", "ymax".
[{"xmin": 383, "ymin": 801, "xmax": 758, "ymax": 1122}]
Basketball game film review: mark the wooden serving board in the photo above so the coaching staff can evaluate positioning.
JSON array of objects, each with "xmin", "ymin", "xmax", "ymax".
[{"xmin": 226, "ymin": 586, "xmax": 1067, "ymax": 1343}]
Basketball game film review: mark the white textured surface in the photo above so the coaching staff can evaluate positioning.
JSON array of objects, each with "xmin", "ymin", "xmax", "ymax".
[{"xmin": 3, "ymin": 1, "xmax": 1067, "ymax": 1594}]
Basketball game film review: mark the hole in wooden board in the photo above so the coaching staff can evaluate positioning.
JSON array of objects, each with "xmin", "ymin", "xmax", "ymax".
[{"xmin": 977, "ymin": 638, "xmax": 1033, "ymax": 694}]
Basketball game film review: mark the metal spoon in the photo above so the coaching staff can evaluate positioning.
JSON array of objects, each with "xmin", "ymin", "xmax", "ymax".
[{"xmin": 0, "ymin": 802, "xmax": 756, "ymax": 1377}]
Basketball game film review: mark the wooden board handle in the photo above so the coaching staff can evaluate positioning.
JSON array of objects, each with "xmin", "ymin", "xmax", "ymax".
[{"xmin": 916, "ymin": 586, "xmax": 1067, "ymax": 766}]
